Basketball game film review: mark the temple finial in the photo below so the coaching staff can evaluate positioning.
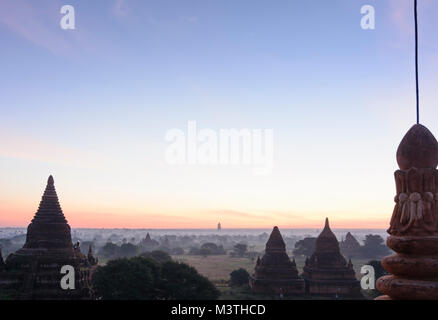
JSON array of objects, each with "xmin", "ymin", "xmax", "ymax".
[
  {"xmin": 47, "ymin": 175, "xmax": 54, "ymax": 186},
  {"xmin": 396, "ymin": 124, "xmax": 438, "ymax": 170},
  {"xmin": 325, "ymin": 218, "xmax": 329, "ymax": 228}
]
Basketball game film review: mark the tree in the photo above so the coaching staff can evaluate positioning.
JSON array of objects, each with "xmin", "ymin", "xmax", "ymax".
[
  {"xmin": 92, "ymin": 257, "xmax": 161, "ymax": 300},
  {"xmin": 99, "ymin": 242, "xmax": 119, "ymax": 258},
  {"xmin": 119, "ymin": 243, "xmax": 138, "ymax": 258},
  {"xmin": 230, "ymin": 268, "xmax": 249, "ymax": 287},
  {"xmin": 364, "ymin": 235, "xmax": 384, "ymax": 247},
  {"xmin": 160, "ymin": 261, "xmax": 220, "ymax": 300},
  {"xmin": 91, "ymin": 257, "xmax": 220, "ymax": 300},
  {"xmin": 233, "ymin": 243, "xmax": 247, "ymax": 257},
  {"xmin": 140, "ymin": 250, "xmax": 172, "ymax": 263},
  {"xmin": 366, "ymin": 260, "xmax": 389, "ymax": 298},
  {"xmin": 201, "ymin": 243, "xmax": 218, "ymax": 252},
  {"xmin": 361, "ymin": 235, "xmax": 391, "ymax": 258},
  {"xmin": 293, "ymin": 237, "xmax": 316, "ymax": 256}
]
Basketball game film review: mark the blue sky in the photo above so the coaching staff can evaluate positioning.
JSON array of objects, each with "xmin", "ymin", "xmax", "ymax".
[{"xmin": 1, "ymin": 0, "xmax": 438, "ymax": 228}]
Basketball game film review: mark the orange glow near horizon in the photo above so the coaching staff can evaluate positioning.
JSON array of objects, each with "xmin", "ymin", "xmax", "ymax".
[{"xmin": 0, "ymin": 204, "xmax": 391, "ymax": 230}]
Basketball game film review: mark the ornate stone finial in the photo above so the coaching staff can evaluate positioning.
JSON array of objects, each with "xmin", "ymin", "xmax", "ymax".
[
  {"xmin": 377, "ymin": 124, "xmax": 438, "ymax": 300},
  {"xmin": 325, "ymin": 217, "xmax": 329, "ymax": 228},
  {"xmin": 396, "ymin": 124, "xmax": 438, "ymax": 170},
  {"xmin": 47, "ymin": 175, "xmax": 54, "ymax": 186},
  {"xmin": 388, "ymin": 125, "xmax": 438, "ymax": 237}
]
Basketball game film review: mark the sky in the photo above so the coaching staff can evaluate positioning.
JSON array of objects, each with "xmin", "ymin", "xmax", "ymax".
[{"xmin": 1, "ymin": 0, "xmax": 438, "ymax": 229}]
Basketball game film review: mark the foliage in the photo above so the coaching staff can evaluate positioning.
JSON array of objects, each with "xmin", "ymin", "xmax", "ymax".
[
  {"xmin": 99, "ymin": 242, "xmax": 119, "ymax": 258},
  {"xmin": 160, "ymin": 261, "xmax": 220, "ymax": 300},
  {"xmin": 119, "ymin": 243, "xmax": 138, "ymax": 258},
  {"xmin": 230, "ymin": 268, "xmax": 249, "ymax": 287},
  {"xmin": 92, "ymin": 256, "xmax": 220, "ymax": 300},
  {"xmin": 140, "ymin": 250, "xmax": 172, "ymax": 263},
  {"xmin": 365, "ymin": 260, "xmax": 389, "ymax": 298},
  {"xmin": 293, "ymin": 237, "xmax": 316, "ymax": 256},
  {"xmin": 92, "ymin": 257, "xmax": 161, "ymax": 300},
  {"xmin": 233, "ymin": 243, "xmax": 248, "ymax": 257},
  {"xmin": 361, "ymin": 235, "xmax": 391, "ymax": 259}
]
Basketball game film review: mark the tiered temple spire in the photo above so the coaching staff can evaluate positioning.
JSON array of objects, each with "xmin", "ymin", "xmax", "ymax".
[
  {"xmin": 302, "ymin": 218, "xmax": 361, "ymax": 298},
  {"xmin": 0, "ymin": 176, "xmax": 95, "ymax": 300},
  {"xmin": 249, "ymin": 226, "xmax": 304, "ymax": 295},
  {"xmin": 24, "ymin": 175, "xmax": 72, "ymax": 250},
  {"xmin": 340, "ymin": 232, "xmax": 361, "ymax": 259}
]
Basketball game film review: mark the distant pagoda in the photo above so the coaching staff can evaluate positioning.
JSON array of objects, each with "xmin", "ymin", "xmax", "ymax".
[
  {"xmin": 377, "ymin": 125, "xmax": 438, "ymax": 299},
  {"xmin": 340, "ymin": 232, "xmax": 361, "ymax": 258},
  {"xmin": 302, "ymin": 218, "xmax": 361, "ymax": 298},
  {"xmin": 0, "ymin": 176, "xmax": 97, "ymax": 300},
  {"xmin": 217, "ymin": 222, "xmax": 222, "ymax": 231},
  {"xmin": 139, "ymin": 233, "xmax": 159, "ymax": 248},
  {"xmin": 249, "ymin": 226, "xmax": 304, "ymax": 295}
]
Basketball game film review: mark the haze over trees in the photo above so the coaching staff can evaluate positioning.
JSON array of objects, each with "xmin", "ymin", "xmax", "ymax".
[{"xmin": 92, "ymin": 256, "xmax": 220, "ymax": 300}]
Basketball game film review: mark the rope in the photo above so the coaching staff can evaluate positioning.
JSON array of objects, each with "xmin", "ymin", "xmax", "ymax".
[{"xmin": 415, "ymin": 0, "xmax": 420, "ymax": 124}]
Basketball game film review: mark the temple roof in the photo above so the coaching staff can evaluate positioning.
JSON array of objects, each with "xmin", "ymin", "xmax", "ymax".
[
  {"xmin": 315, "ymin": 218, "xmax": 340, "ymax": 253},
  {"xmin": 396, "ymin": 124, "xmax": 438, "ymax": 170},
  {"xmin": 344, "ymin": 232, "xmax": 360, "ymax": 246},
  {"xmin": 31, "ymin": 175, "xmax": 67, "ymax": 224},
  {"xmin": 265, "ymin": 226, "xmax": 286, "ymax": 251},
  {"xmin": 22, "ymin": 176, "xmax": 73, "ymax": 249},
  {"xmin": 254, "ymin": 226, "xmax": 299, "ymax": 280}
]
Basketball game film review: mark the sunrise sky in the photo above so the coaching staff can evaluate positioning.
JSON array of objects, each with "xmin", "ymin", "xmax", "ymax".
[{"xmin": 2, "ymin": 0, "xmax": 438, "ymax": 228}]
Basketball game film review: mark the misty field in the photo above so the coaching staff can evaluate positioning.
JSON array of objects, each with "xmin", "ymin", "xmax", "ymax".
[
  {"xmin": 172, "ymin": 254, "xmax": 371, "ymax": 283},
  {"xmin": 172, "ymin": 255, "xmax": 256, "ymax": 282}
]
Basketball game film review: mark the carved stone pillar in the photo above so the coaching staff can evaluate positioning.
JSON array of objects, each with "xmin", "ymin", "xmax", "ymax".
[{"xmin": 377, "ymin": 124, "xmax": 438, "ymax": 300}]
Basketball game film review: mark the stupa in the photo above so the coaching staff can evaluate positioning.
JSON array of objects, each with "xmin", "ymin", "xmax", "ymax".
[
  {"xmin": 302, "ymin": 218, "xmax": 361, "ymax": 297},
  {"xmin": 376, "ymin": 124, "xmax": 438, "ymax": 300},
  {"xmin": 340, "ymin": 232, "xmax": 361, "ymax": 258},
  {"xmin": 249, "ymin": 226, "xmax": 304, "ymax": 295},
  {"xmin": 0, "ymin": 176, "xmax": 96, "ymax": 300},
  {"xmin": 139, "ymin": 233, "xmax": 159, "ymax": 248}
]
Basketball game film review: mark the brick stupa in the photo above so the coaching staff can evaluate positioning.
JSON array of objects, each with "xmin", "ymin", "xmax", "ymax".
[
  {"xmin": 302, "ymin": 218, "xmax": 361, "ymax": 298},
  {"xmin": 140, "ymin": 233, "xmax": 159, "ymax": 248},
  {"xmin": 340, "ymin": 232, "xmax": 361, "ymax": 258},
  {"xmin": 377, "ymin": 124, "xmax": 438, "ymax": 300},
  {"xmin": 0, "ymin": 176, "xmax": 97, "ymax": 300},
  {"xmin": 249, "ymin": 226, "xmax": 304, "ymax": 295}
]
